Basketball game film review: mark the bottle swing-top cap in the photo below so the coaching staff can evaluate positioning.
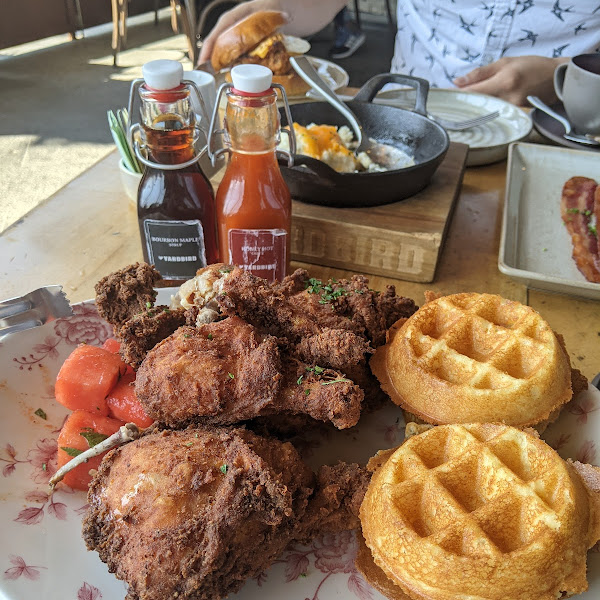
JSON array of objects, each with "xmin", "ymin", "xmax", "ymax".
[
  {"xmin": 142, "ymin": 59, "xmax": 183, "ymax": 90},
  {"xmin": 231, "ymin": 64, "xmax": 273, "ymax": 94}
]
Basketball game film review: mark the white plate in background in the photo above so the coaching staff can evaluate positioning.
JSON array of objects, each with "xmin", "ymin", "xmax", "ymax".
[
  {"xmin": 371, "ymin": 88, "xmax": 532, "ymax": 166},
  {"xmin": 499, "ymin": 142, "xmax": 600, "ymax": 301},
  {"xmin": 214, "ymin": 56, "xmax": 349, "ymax": 101},
  {"xmin": 302, "ymin": 56, "xmax": 349, "ymax": 99},
  {"xmin": 0, "ymin": 290, "xmax": 598, "ymax": 599}
]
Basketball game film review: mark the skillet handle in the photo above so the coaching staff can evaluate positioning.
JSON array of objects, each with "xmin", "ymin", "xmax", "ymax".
[{"xmin": 353, "ymin": 74, "xmax": 429, "ymax": 116}]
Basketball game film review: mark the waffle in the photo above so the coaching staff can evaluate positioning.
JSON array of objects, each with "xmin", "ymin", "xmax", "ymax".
[
  {"xmin": 370, "ymin": 293, "xmax": 573, "ymax": 428},
  {"xmin": 360, "ymin": 424, "xmax": 600, "ymax": 600}
]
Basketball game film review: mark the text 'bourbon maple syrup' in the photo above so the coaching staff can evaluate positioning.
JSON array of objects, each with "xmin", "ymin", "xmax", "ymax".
[{"xmin": 135, "ymin": 60, "xmax": 219, "ymax": 285}]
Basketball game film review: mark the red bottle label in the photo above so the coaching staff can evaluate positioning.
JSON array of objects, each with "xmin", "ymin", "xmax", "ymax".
[{"xmin": 228, "ymin": 229, "xmax": 287, "ymax": 282}]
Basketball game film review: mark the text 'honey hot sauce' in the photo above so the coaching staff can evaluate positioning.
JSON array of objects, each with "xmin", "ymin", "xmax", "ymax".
[
  {"xmin": 215, "ymin": 64, "xmax": 292, "ymax": 283},
  {"xmin": 136, "ymin": 60, "xmax": 219, "ymax": 285}
]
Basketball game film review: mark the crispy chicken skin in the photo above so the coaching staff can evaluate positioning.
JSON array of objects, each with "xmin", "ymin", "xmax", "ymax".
[
  {"xmin": 218, "ymin": 267, "xmax": 417, "ymax": 348},
  {"xmin": 135, "ymin": 318, "xmax": 363, "ymax": 429},
  {"xmin": 117, "ymin": 306, "xmax": 187, "ymax": 368},
  {"xmin": 95, "ymin": 262, "xmax": 161, "ymax": 330},
  {"xmin": 82, "ymin": 426, "xmax": 370, "ymax": 600}
]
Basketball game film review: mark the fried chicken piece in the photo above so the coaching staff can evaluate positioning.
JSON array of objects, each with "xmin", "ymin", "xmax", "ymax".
[
  {"xmin": 295, "ymin": 328, "xmax": 373, "ymax": 370},
  {"xmin": 218, "ymin": 267, "xmax": 417, "ymax": 350},
  {"xmin": 217, "ymin": 268, "xmax": 357, "ymax": 341},
  {"xmin": 83, "ymin": 426, "xmax": 370, "ymax": 600},
  {"xmin": 117, "ymin": 306, "xmax": 187, "ymax": 368},
  {"xmin": 135, "ymin": 317, "xmax": 363, "ymax": 429},
  {"xmin": 95, "ymin": 262, "xmax": 161, "ymax": 330}
]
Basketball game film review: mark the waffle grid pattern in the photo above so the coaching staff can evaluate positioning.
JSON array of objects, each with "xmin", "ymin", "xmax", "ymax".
[
  {"xmin": 384, "ymin": 425, "xmax": 569, "ymax": 558},
  {"xmin": 406, "ymin": 295, "xmax": 553, "ymax": 390}
]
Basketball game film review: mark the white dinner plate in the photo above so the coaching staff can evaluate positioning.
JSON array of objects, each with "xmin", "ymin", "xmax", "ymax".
[
  {"xmin": 499, "ymin": 142, "xmax": 600, "ymax": 301},
  {"xmin": 372, "ymin": 88, "xmax": 532, "ymax": 166},
  {"xmin": 0, "ymin": 290, "xmax": 598, "ymax": 599}
]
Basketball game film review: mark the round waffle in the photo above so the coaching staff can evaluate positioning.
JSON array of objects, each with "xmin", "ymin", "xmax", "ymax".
[
  {"xmin": 370, "ymin": 293, "xmax": 573, "ymax": 427},
  {"xmin": 360, "ymin": 424, "xmax": 600, "ymax": 600}
]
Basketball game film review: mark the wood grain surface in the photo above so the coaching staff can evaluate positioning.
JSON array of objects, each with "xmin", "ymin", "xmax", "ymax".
[{"xmin": 290, "ymin": 143, "xmax": 469, "ymax": 282}]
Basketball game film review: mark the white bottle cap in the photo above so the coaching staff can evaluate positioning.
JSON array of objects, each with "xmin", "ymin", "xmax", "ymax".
[
  {"xmin": 231, "ymin": 64, "xmax": 273, "ymax": 93},
  {"xmin": 142, "ymin": 60, "xmax": 183, "ymax": 90}
]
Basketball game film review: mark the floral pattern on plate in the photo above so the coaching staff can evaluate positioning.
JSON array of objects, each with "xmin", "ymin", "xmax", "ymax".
[{"xmin": 0, "ymin": 292, "xmax": 598, "ymax": 600}]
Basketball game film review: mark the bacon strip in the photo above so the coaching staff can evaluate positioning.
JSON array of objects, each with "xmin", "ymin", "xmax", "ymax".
[{"xmin": 561, "ymin": 176, "xmax": 600, "ymax": 283}]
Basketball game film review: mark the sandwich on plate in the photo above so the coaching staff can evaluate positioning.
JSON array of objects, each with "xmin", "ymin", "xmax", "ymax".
[{"xmin": 210, "ymin": 10, "xmax": 311, "ymax": 97}]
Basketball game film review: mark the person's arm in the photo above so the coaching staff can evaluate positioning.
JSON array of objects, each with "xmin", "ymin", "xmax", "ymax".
[
  {"xmin": 198, "ymin": 0, "xmax": 347, "ymax": 65},
  {"xmin": 453, "ymin": 56, "xmax": 570, "ymax": 106}
]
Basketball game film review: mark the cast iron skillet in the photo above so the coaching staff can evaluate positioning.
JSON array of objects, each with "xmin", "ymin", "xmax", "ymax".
[{"xmin": 278, "ymin": 73, "xmax": 449, "ymax": 207}]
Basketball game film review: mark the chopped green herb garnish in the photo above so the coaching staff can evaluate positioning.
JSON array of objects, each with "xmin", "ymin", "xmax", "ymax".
[
  {"xmin": 543, "ymin": 248, "xmax": 547, "ymax": 252},
  {"xmin": 146, "ymin": 301, "xmax": 153, "ymax": 308},
  {"xmin": 305, "ymin": 365, "xmax": 325, "ymax": 375},
  {"xmin": 61, "ymin": 447, "xmax": 83, "ymax": 457},
  {"xmin": 297, "ymin": 375, "xmax": 303, "ymax": 385},
  {"xmin": 34, "ymin": 408, "xmax": 47, "ymax": 420},
  {"xmin": 185, "ymin": 442, "xmax": 193, "ymax": 447},
  {"xmin": 589, "ymin": 224, "xmax": 597, "ymax": 236},
  {"xmin": 80, "ymin": 431, "xmax": 109, "ymax": 448},
  {"xmin": 305, "ymin": 277, "xmax": 323, "ymax": 295},
  {"xmin": 584, "ymin": 210, "xmax": 592, "ymax": 216},
  {"xmin": 219, "ymin": 266, "xmax": 233, "ymax": 274},
  {"xmin": 305, "ymin": 389, "xmax": 310, "ymax": 396},
  {"xmin": 220, "ymin": 464, "xmax": 228, "ymax": 474},
  {"xmin": 42, "ymin": 463, "xmax": 47, "ymax": 471},
  {"xmin": 322, "ymin": 378, "xmax": 352, "ymax": 385},
  {"xmin": 300, "ymin": 573, "xmax": 307, "ymax": 578},
  {"xmin": 228, "ymin": 372, "xmax": 235, "ymax": 379},
  {"xmin": 567, "ymin": 208, "xmax": 580, "ymax": 214},
  {"xmin": 207, "ymin": 333, "xmax": 213, "ymax": 340}
]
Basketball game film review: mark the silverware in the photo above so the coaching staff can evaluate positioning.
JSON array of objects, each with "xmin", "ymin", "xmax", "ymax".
[
  {"xmin": 527, "ymin": 95, "xmax": 600, "ymax": 146},
  {"xmin": 290, "ymin": 56, "xmax": 368, "ymax": 150},
  {"xmin": 334, "ymin": 92, "xmax": 499, "ymax": 131},
  {"xmin": 427, "ymin": 110, "xmax": 499, "ymax": 131},
  {"xmin": 0, "ymin": 286, "xmax": 73, "ymax": 340}
]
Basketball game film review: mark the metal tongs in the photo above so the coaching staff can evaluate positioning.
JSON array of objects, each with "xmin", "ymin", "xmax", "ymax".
[{"xmin": 0, "ymin": 286, "xmax": 73, "ymax": 341}]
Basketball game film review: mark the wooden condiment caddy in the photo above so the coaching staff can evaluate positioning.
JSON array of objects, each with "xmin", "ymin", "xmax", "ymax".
[{"xmin": 290, "ymin": 142, "xmax": 469, "ymax": 283}]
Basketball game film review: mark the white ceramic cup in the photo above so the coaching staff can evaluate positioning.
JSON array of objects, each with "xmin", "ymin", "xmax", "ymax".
[
  {"xmin": 183, "ymin": 70, "xmax": 217, "ymax": 134},
  {"xmin": 554, "ymin": 54, "xmax": 600, "ymax": 134}
]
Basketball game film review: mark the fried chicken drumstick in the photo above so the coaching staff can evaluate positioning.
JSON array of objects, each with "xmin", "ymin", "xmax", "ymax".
[
  {"xmin": 135, "ymin": 317, "xmax": 364, "ymax": 429},
  {"xmin": 83, "ymin": 426, "xmax": 370, "ymax": 600}
]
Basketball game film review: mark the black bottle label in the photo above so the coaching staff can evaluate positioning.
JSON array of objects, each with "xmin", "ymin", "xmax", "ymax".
[{"xmin": 143, "ymin": 219, "xmax": 207, "ymax": 280}]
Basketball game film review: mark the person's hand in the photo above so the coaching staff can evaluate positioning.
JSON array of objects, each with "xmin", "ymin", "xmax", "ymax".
[
  {"xmin": 198, "ymin": 0, "xmax": 279, "ymax": 66},
  {"xmin": 453, "ymin": 56, "xmax": 569, "ymax": 106}
]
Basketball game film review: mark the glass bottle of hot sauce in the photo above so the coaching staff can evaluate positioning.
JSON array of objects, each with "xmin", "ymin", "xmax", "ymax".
[
  {"xmin": 136, "ymin": 59, "xmax": 219, "ymax": 286},
  {"xmin": 215, "ymin": 64, "xmax": 291, "ymax": 283}
]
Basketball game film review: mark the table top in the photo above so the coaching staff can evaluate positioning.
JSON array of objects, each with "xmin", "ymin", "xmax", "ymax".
[{"xmin": 1, "ymin": 147, "xmax": 598, "ymax": 382}]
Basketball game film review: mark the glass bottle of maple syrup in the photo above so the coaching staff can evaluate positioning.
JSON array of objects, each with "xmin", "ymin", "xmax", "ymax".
[
  {"xmin": 135, "ymin": 59, "xmax": 219, "ymax": 285},
  {"xmin": 212, "ymin": 64, "xmax": 293, "ymax": 283}
]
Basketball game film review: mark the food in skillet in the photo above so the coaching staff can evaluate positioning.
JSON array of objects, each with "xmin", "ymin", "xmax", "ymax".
[
  {"xmin": 83, "ymin": 425, "xmax": 370, "ymax": 600},
  {"xmin": 357, "ymin": 423, "xmax": 600, "ymax": 600},
  {"xmin": 371, "ymin": 292, "xmax": 587, "ymax": 430},
  {"xmin": 561, "ymin": 176, "xmax": 600, "ymax": 283},
  {"xmin": 278, "ymin": 123, "xmax": 415, "ymax": 173}
]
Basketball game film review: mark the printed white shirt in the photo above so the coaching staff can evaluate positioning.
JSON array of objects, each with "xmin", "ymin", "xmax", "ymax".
[{"xmin": 391, "ymin": 0, "xmax": 600, "ymax": 87}]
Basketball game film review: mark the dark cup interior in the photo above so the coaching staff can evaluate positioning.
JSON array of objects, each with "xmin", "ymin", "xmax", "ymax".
[{"xmin": 573, "ymin": 54, "xmax": 600, "ymax": 76}]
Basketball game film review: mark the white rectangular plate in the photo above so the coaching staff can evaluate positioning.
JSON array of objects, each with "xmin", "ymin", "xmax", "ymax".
[{"xmin": 499, "ymin": 142, "xmax": 600, "ymax": 301}]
